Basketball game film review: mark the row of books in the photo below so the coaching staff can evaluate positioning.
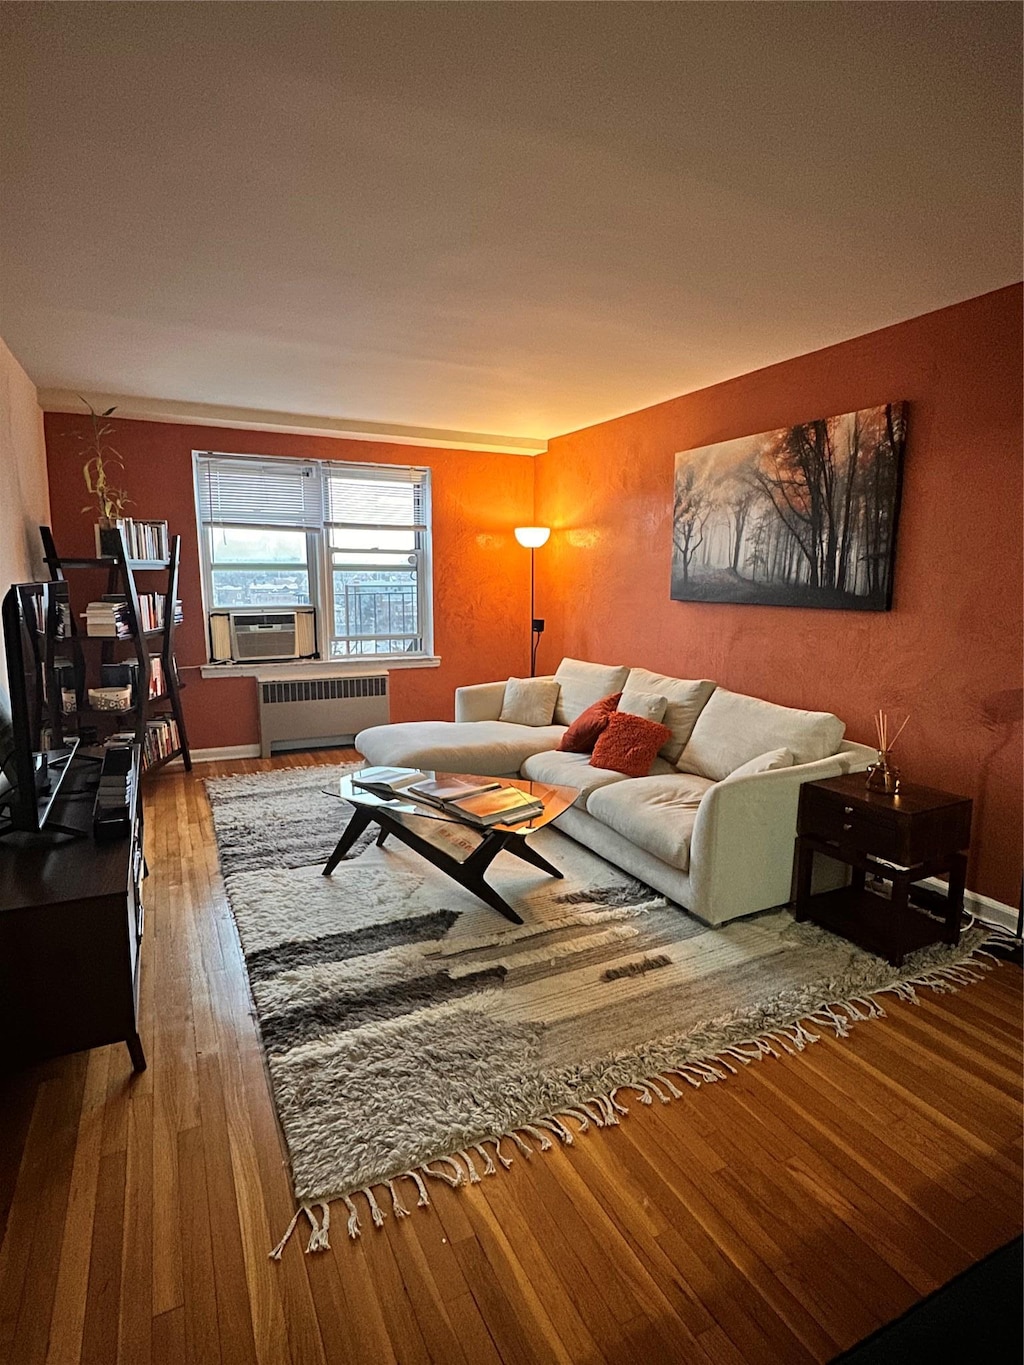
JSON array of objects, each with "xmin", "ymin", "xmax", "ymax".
[
  {"xmin": 137, "ymin": 592, "xmax": 183, "ymax": 633},
  {"xmin": 142, "ymin": 715, "xmax": 181, "ymax": 768},
  {"xmin": 351, "ymin": 768, "xmax": 545, "ymax": 827},
  {"xmin": 83, "ymin": 592, "xmax": 182, "ymax": 637},
  {"xmin": 95, "ymin": 518, "xmax": 170, "ymax": 562}
]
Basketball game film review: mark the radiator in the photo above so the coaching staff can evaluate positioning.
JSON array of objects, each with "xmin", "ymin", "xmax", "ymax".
[{"xmin": 257, "ymin": 674, "xmax": 389, "ymax": 758}]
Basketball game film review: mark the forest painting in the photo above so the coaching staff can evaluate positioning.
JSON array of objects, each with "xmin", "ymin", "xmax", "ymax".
[{"xmin": 671, "ymin": 403, "xmax": 906, "ymax": 611}]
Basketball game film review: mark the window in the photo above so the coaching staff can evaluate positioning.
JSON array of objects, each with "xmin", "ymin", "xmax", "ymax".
[{"xmin": 194, "ymin": 454, "xmax": 432, "ymax": 659}]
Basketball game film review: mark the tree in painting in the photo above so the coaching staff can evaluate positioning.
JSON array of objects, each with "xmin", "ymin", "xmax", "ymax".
[{"xmin": 670, "ymin": 403, "xmax": 906, "ymax": 610}]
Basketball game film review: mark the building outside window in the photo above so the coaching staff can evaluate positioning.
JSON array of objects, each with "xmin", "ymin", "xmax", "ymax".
[{"xmin": 194, "ymin": 453, "xmax": 432, "ymax": 659}]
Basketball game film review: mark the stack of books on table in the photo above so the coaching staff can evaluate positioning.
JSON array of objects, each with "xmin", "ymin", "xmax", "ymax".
[
  {"xmin": 348, "ymin": 770, "xmax": 545, "ymax": 827},
  {"xmin": 443, "ymin": 785, "xmax": 545, "ymax": 828},
  {"xmin": 84, "ymin": 596, "xmax": 132, "ymax": 638}
]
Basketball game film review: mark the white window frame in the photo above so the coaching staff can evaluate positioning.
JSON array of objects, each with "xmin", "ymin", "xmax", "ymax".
[{"xmin": 192, "ymin": 452, "xmax": 434, "ymax": 665}]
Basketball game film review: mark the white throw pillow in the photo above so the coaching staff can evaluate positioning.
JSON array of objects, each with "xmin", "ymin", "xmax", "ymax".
[
  {"xmin": 617, "ymin": 690, "xmax": 669, "ymax": 723},
  {"xmin": 678, "ymin": 688, "xmax": 845, "ymax": 781},
  {"xmin": 720, "ymin": 748, "xmax": 795, "ymax": 782},
  {"xmin": 499, "ymin": 677, "xmax": 560, "ymax": 726},
  {"xmin": 623, "ymin": 668, "xmax": 717, "ymax": 764},
  {"xmin": 552, "ymin": 658, "xmax": 630, "ymax": 725}
]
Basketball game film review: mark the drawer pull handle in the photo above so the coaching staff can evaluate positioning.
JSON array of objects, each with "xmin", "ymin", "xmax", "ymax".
[
  {"xmin": 842, "ymin": 822, "xmax": 853, "ymax": 831},
  {"xmin": 844, "ymin": 806, "xmax": 854, "ymax": 815}
]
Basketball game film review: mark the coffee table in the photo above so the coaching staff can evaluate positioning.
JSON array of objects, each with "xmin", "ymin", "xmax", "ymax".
[{"xmin": 322, "ymin": 770, "xmax": 578, "ymax": 924}]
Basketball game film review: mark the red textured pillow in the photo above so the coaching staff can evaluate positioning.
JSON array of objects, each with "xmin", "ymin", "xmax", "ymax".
[
  {"xmin": 590, "ymin": 711, "xmax": 672, "ymax": 778},
  {"xmin": 557, "ymin": 692, "xmax": 622, "ymax": 753}
]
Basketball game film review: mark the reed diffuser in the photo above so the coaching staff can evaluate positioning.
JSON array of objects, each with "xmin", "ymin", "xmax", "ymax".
[{"xmin": 865, "ymin": 710, "xmax": 908, "ymax": 794}]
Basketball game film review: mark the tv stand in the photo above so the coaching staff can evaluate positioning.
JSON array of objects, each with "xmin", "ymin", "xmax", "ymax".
[{"xmin": 0, "ymin": 746, "xmax": 146, "ymax": 1072}]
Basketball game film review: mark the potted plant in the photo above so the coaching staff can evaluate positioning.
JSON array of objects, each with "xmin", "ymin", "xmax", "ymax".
[{"xmin": 76, "ymin": 398, "xmax": 131, "ymax": 554}]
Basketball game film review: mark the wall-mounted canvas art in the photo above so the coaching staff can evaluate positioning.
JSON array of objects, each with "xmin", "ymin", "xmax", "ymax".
[{"xmin": 671, "ymin": 402, "xmax": 906, "ymax": 611}]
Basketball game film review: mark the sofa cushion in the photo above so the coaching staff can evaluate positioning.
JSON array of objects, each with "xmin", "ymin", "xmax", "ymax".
[
  {"xmin": 617, "ymin": 689, "xmax": 669, "ymax": 723},
  {"xmin": 586, "ymin": 773, "xmax": 717, "ymax": 872},
  {"xmin": 678, "ymin": 689, "xmax": 845, "ymax": 780},
  {"xmin": 720, "ymin": 747, "xmax": 794, "ymax": 783},
  {"xmin": 521, "ymin": 748, "xmax": 654, "ymax": 809},
  {"xmin": 498, "ymin": 676, "xmax": 560, "ymax": 726},
  {"xmin": 556, "ymin": 692, "xmax": 621, "ymax": 753},
  {"xmin": 553, "ymin": 658, "xmax": 630, "ymax": 726},
  {"xmin": 623, "ymin": 668, "xmax": 717, "ymax": 763},
  {"xmin": 590, "ymin": 712, "xmax": 672, "ymax": 778},
  {"xmin": 356, "ymin": 721, "xmax": 566, "ymax": 776}
]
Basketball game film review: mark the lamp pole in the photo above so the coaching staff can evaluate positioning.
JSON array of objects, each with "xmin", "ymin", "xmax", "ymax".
[{"xmin": 514, "ymin": 527, "xmax": 550, "ymax": 677}]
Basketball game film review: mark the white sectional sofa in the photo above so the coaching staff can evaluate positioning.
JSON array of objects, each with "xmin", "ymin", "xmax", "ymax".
[{"xmin": 356, "ymin": 658, "xmax": 875, "ymax": 927}]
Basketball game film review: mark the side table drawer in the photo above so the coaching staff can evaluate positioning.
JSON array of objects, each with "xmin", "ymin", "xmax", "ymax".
[{"xmin": 798, "ymin": 785, "xmax": 900, "ymax": 860}]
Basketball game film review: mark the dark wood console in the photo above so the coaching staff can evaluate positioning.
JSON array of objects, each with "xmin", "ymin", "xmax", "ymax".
[{"xmin": 0, "ymin": 747, "xmax": 146, "ymax": 1072}]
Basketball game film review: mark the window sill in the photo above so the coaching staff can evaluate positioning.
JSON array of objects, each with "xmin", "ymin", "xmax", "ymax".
[{"xmin": 198, "ymin": 656, "xmax": 441, "ymax": 681}]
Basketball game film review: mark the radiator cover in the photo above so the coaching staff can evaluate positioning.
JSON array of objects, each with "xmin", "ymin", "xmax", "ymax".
[{"xmin": 257, "ymin": 674, "xmax": 389, "ymax": 757}]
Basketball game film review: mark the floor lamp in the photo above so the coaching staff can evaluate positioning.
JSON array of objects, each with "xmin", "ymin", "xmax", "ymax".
[{"xmin": 514, "ymin": 526, "xmax": 550, "ymax": 676}]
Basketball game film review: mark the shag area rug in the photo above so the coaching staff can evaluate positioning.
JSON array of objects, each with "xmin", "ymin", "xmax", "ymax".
[{"xmin": 206, "ymin": 764, "xmax": 1003, "ymax": 1257}]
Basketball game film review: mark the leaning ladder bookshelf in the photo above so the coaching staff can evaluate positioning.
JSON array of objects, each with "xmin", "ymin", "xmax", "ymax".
[{"xmin": 40, "ymin": 525, "xmax": 192, "ymax": 774}]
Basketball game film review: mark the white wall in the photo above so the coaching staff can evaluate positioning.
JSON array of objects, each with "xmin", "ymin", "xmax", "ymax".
[{"xmin": 0, "ymin": 336, "xmax": 50, "ymax": 690}]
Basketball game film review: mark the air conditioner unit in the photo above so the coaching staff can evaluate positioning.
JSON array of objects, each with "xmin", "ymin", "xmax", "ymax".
[{"xmin": 209, "ymin": 608, "xmax": 316, "ymax": 663}]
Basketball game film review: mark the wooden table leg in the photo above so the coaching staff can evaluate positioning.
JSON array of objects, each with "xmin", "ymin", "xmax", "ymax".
[
  {"xmin": 322, "ymin": 806, "xmax": 374, "ymax": 875},
  {"xmin": 793, "ymin": 836, "xmax": 815, "ymax": 920},
  {"xmin": 501, "ymin": 832, "xmax": 564, "ymax": 878},
  {"xmin": 343, "ymin": 812, "xmax": 527, "ymax": 925},
  {"xmin": 888, "ymin": 872, "xmax": 911, "ymax": 967},
  {"xmin": 945, "ymin": 851, "xmax": 967, "ymax": 945},
  {"xmin": 126, "ymin": 1031, "xmax": 147, "ymax": 1072}
]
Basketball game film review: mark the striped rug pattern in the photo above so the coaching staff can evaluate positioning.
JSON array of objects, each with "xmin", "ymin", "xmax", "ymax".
[{"xmin": 205, "ymin": 764, "xmax": 1000, "ymax": 1254}]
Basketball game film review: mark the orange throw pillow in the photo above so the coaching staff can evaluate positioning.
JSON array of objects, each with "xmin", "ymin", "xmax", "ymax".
[
  {"xmin": 557, "ymin": 692, "xmax": 622, "ymax": 753},
  {"xmin": 590, "ymin": 711, "xmax": 672, "ymax": 777}
]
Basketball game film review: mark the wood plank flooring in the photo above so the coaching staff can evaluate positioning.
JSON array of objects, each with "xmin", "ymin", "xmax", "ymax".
[{"xmin": 1, "ymin": 750, "xmax": 1020, "ymax": 1364}]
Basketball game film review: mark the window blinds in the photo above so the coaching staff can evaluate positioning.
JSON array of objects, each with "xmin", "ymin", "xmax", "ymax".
[
  {"xmin": 195, "ymin": 455, "xmax": 429, "ymax": 531},
  {"xmin": 195, "ymin": 456, "xmax": 321, "ymax": 530},
  {"xmin": 323, "ymin": 465, "xmax": 428, "ymax": 529}
]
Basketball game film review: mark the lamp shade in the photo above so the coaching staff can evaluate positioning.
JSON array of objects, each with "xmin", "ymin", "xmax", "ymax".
[{"xmin": 514, "ymin": 526, "xmax": 550, "ymax": 548}]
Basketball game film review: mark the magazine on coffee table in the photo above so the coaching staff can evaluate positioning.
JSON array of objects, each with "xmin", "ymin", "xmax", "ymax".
[
  {"xmin": 406, "ymin": 775, "xmax": 503, "ymax": 807},
  {"xmin": 350, "ymin": 766, "xmax": 424, "ymax": 798},
  {"xmin": 446, "ymin": 785, "xmax": 545, "ymax": 828}
]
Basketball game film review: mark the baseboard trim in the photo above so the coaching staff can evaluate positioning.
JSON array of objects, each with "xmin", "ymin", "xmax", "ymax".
[
  {"xmin": 918, "ymin": 876, "xmax": 1020, "ymax": 935},
  {"xmin": 167, "ymin": 744, "xmax": 262, "ymax": 767}
]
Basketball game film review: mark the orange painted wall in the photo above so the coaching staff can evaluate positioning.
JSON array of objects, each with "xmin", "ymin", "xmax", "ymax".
[
  {"xmin": 535, "ymin": 285, "xmax": 1023, "ymax": 905},
  {"xmin": 43, "ymin": 419, "xmax": 536, "ymax": 750}
]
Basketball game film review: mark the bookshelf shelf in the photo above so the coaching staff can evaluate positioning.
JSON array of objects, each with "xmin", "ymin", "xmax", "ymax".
[{"xmin": 40, "ymin": 526, "xmax": 192, "ymax": 775}]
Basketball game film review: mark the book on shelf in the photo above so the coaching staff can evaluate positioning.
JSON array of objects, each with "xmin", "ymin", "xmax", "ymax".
[
  {"xmin": 406, "ymin": 776, "xmax": 503, "ymax": 806},
  {"xmin": 350, "ymin": 766, "xmax": 424, "ymax": 798},
  {"xmin": 446, "ymin": 785, "xmax": 545, "ymax": 827}
]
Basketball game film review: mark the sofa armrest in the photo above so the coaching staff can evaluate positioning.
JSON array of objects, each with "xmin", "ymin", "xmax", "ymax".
[
  {"xmin": 687, "ymin": 744, "xmax": 875, "ymax": 925},
  {"xmin": 454, "ymin": 680, "xmax": 508, "ymax": 723},
  {"xmin": 454, "ymin": 674, "xmax": 558, "ymax": 723}
]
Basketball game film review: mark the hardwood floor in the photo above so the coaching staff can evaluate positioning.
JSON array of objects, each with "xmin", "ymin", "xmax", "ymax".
[{"xmin": 1, "ymin": 750, "xmax": 1021, "ymax": 1364}]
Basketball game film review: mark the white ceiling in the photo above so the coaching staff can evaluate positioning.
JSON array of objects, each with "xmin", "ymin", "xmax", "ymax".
[{"xmin": 2, "ymin": 2, "xmax": 1020, "ymax": 446}]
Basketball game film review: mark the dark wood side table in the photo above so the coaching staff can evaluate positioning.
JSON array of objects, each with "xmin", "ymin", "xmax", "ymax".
[{"xmin": 794, "ymin": 773, "xmax": 972, "ymax": 967}]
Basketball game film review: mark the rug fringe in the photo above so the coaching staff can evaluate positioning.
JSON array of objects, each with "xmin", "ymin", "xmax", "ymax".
[{"xmin": 270, "ymin": 919, "xmax": 1004, "ymax": 1257}]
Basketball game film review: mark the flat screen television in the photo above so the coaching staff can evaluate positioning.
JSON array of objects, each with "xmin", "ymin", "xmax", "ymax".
[{"xmin": 0, "ymin": 581, "xmax": 79, "ymax": 835}]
